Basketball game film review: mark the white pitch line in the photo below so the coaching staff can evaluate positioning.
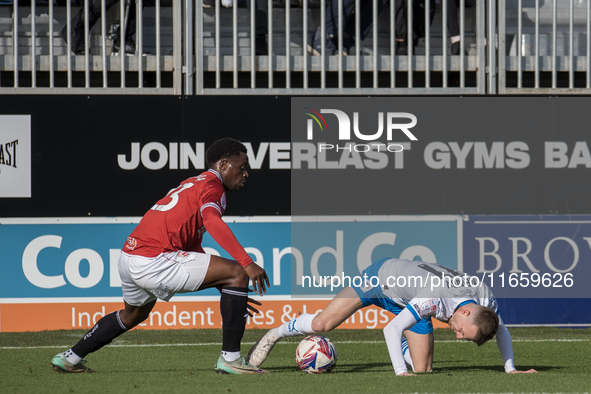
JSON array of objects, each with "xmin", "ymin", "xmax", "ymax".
[{"xmin": 1, "ymin": 338, "xmax": 588, "ymax": 350}]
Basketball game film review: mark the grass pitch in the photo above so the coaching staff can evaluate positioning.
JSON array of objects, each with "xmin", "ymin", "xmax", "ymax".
[{"xmin": 1, "ymin": 327, "xmax": 590, "ymax": 393}]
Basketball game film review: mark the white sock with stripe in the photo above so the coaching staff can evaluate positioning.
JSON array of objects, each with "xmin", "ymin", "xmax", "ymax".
[
  {"xmin": 221, "ymin": 350, "xmax": 241, "ymax": 362},
  {"xmin": 64, "ymin": 349, "xmax": 82, "ymax": 365},
  {"xmin": 277, "ymin": 313, "xmax": 317, "ymax": 338}
]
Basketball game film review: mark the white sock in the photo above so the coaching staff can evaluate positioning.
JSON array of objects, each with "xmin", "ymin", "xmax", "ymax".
[
  {"xmin": 277, "ymin": 313, "xmax": 317, "ymax": 338},
  {"xmin": 64, "ymin": 349, "xmax": 82, "ymax": 365},
  {"xmin": 221, "ymin": 350, "xmax": 241, "ymax": 362},
  {"xmin": 401, "ymin": 337, "xmax": 415, "ymax": 372},
  {"xmin": 451, "ymin": 35, "xmax": 461, "ymax": 44}
]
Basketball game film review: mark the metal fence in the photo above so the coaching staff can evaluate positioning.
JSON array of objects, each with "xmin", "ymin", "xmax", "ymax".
[
  {"xmin": 0, "ymin": 0, "xmax": 182, "ymax": 94},
  {"xmin": 499, "ymin": 0, "xmax": 591, "ymax": 94},
  {"xmin": 0, "ymin": 0, "xmax": 589, "ymax": 94},
  {"xmin": 190, "ymin": 0, "xmax": 486, "ymax": 94}
]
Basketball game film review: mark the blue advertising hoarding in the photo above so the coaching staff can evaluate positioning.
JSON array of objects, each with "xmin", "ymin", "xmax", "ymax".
[
  {"xmin": 291, "ymin": 216, "xmax": 461, "ymax": 296},
  {"xmin": 3, "ymin": 215, "xmax": 588, "ymax": 328},
  {"xmin": 463, "ymin": 215, "xmax": 591, "ymax": 326},
  {"xmin": 0, "ymin": 215, "xmax": 460, "ymax": 301},
  {"xmin": 0, "ymin": 217, "xmax": 292, "ymax": 300}
]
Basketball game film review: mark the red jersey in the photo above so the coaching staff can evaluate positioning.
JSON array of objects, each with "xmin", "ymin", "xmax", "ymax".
[{"xmin": 123, "ymin": 170, "xmax": 253, "ymax": 267}]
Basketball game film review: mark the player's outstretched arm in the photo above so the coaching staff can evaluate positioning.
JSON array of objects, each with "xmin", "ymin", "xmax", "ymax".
[
  {"xmin": 495, "ymin": 318, "xmax": 536, "ymax": 373},
  {"xmin": 202, "ymin": 208, "xmax": 270, "ymax": 296},
  {"xmin": 383, "ymin": 307, "xmax": 420, "ymax": 376},
  {"xmin": 495, "ymin": 319, "xmax": 517, "ymax": 372}
]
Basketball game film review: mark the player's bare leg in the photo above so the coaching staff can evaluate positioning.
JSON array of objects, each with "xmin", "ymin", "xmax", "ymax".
[
  {"xmin": 311, "ymin": 286, "xmax": 364, "ymax": 332},
  {"xmin": 198, "ymin": 255, "xmax": 268, "ymax": 374},
  {"xmin": 198, "ymin": 255, "xmax": 249, "ymax": 287},
  {"xmin": 119, "ymin": 300, "xmax": 157, "ymax": 328},
  {"xmin": 402, "ymin": 330, "xmax": 434, "ymax": 373},
  {"xmin": 248, "ymin": 286, "xmax": 364, "ymax": 368}
]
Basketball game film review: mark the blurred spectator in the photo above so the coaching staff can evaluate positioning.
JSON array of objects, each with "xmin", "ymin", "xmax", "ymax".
[
  {"xmin": 203, "ymin": 0, "xmax": 269, "ymax": 55},
  {"xmin": 61, "ymin": 0, "xmax": 145, "ymax": 55},
  {"xmin": 308, "ymin": 0, "xmax": 388, "ymax": 56},
  {"xmin": 446, "ymin": 0, "xmax": 468, "ymax": 55},
  {"xmin": 397, "ymin": 0, "xmax": 468, "ymax": 56},
  {"xmin": 394, "ymin": 0, "xmax": 435, "ymax": 55}
]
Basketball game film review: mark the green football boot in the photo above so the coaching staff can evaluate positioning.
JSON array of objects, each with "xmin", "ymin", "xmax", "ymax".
[
  {"xmin": 51, "ymin": 352, "xmax": 96, "ymax": 373},
  {"xmin": 214, "ymin": 355, "xmax": 268, "ymax": 375}
]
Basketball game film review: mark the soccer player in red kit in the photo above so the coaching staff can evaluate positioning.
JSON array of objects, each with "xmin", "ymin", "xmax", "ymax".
[{"xmin": 51, "ymin": 138, "xmax": 270, "ymax": 375}]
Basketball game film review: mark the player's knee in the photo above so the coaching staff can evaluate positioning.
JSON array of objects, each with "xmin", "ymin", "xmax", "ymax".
[
  {"xmin": 121, "ymin": 301, "xmax": 155, "ymax": 328},
  {"xmin": 411, "ymin": 357, "xmax": 433, "ymax": 373},
  {"xmin": 121, "ymin": 309, "xmax": 146, "ymax": 328},
  {"xmin": 413, "ymin": 364, "xmax": 431, "ymax": 373},
  {"xmin": 311, "ymin": 317, "xmax": 331, "ymax": 333}
]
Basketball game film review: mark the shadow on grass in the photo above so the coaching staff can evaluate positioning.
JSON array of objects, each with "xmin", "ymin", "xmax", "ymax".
[
  {"xmin": 98, "ymin": 364, "xmax": 557, "ymax": 376},
  {"xmin": 266, "ymin": 364, "xmax": 561, "ymax": 375},
  {"xmin": 435, "ymin": 365, "xmax": 558, "ymax": 373},
  {"xmin": 264, "ymin": 362, "xmax": 393, "ymax": 374},
  {"xmin": 335, "ymin": 362, "xmax": 394, "ymax": 373}
]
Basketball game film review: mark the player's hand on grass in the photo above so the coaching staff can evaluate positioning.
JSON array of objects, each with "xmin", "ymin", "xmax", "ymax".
[
  {"xmin": 398, "ymin": 372, "xmax": 417, "ymax": 376},
  {"xmin": 243, "ymin": 262, "xmax": 270, "ymax": 296},
  {"xmin": 508, "ymin": 369, "xmax": 537, "ymax": 374}
]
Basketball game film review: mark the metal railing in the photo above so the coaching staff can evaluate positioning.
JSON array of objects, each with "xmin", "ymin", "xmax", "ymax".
[
  {"xmin": 189, "ymin": 0, "xmax": 486, "ymax": 94},
  {"xmin": 0, "ymin": 0, "xmax": 182, "ymax": 94},
  {"xmin": 498, "ymin": 0, "xmax": 591, "ymax": 94},
  {"xmin": 0, "ymin": 0, "xmax": 589, "ymax": 94}
]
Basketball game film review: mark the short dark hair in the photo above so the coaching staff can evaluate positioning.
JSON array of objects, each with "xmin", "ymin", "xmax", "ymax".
[
  {"xmin": 206, "ymin": 138, "xmax": 247, "ymax": 167},
  {"xmin": 472, "ymin": 306, "xmax": 499, "ymax": 346}
]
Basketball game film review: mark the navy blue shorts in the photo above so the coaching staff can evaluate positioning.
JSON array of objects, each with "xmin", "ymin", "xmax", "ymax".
[{"xmin": 353, "ymin": 258, "xmax": 433, "ymax": 335}]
